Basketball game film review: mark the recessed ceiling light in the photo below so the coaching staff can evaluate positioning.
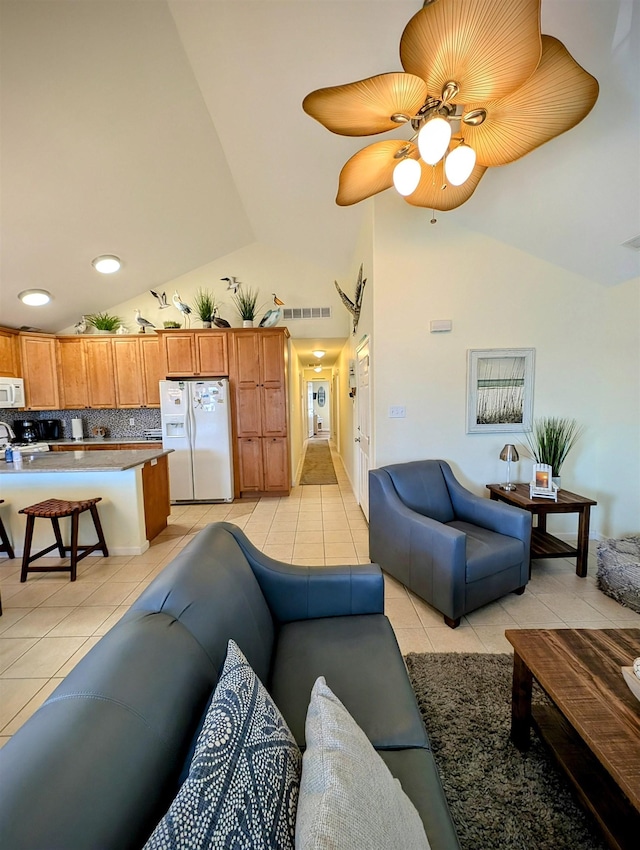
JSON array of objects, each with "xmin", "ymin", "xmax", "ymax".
[
  {"xmin": 312, "ymin": 349, "xmax": 326, "ymax": 358},
  {"xmin": 92, "ymin": 254, "xmax": 121, "ymax": 274},
  {"xmin": 18, "ymin": 289, "xmax": 51, "ymax": 306}
]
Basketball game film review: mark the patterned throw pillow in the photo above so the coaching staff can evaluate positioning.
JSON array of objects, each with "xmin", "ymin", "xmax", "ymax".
[
  {"xmin": 144, "ymin": 640, "xmax": 301, "ymax": 850},
  {"xmin": 295, "ymin": 676, "xmax": 431, "ymax": 850}
]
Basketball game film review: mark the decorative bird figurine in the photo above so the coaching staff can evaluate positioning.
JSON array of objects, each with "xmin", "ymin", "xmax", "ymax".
[
  {"xmin": 150, "ymin": 290, "xmax": 170, "ymax": 309},
  {"xmin": 221, "ymin": 276, "xmax": 241, "ymax": 293},
  {"xmin": 134, "ymin": 309, "xmax": 155, "ymax": 334},
  {"xmin": 172, "ymin": 291, "xmax": 192, "ymax": 327},
  {"xmin": 259, "ymin": 293, "xmax": 284, "ymax": 328},
  {"xmin": 212, "ymin": 307, "xmax": 231, "ymax": 328},
  {"xmin": 335, "ymin": 263, "xmax": 366, "ymax": 334},
  {"xmin": 74, "ymin": 315, "xmax": 88, "ymax": 334}
]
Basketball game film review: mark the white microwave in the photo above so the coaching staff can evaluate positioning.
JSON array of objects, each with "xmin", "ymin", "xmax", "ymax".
[{"xmin": 0, "ymin": 377, "xmax": 25, "ymax": 408}]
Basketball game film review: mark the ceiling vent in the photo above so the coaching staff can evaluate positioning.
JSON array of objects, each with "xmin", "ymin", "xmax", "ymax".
[
  {"xmin": 282, "ymin": 307, "xmax": 332, "ymax": 320},
  {"xmin": 621, "ymin": 235, "xmax": 640, "ymax": 251}
]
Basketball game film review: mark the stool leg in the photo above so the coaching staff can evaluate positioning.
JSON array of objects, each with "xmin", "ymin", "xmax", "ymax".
[
  {"xmin": 0, "ymin": 518, "xmax": 14, "ymax": 560},
  {"xmin": 50, "ymin": 517, "xmax": 66, "ymax": 559},
  {"xmin": 20, "ymin": 515, "xmax": 36, "ymax": 582},
  {"xmin": 69, "ymin": 511, "xmax": 79, "ymax": 582},
  {"xmin": 89, "ymin": 504, "xmax": 109, "ymax": 558}
]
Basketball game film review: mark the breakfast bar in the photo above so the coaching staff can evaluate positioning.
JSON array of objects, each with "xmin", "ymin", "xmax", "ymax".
[{"xmin": 0, "ymin": 448, "xmax": 172, "ymax": 556}]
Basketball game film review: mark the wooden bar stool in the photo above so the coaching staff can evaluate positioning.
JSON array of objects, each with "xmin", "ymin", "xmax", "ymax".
[{"xmin": 19, "ymin": 497, "xmax": 108, "ymax": 582}]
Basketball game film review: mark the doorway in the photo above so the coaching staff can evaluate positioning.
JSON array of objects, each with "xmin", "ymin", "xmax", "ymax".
[
  {"xmin": 307, "ymin": 379, "xmax": 331, "ymax": 438},
  {"xmin": 355, "ymin": 337, "xmax": 371, "ymax": 520}
]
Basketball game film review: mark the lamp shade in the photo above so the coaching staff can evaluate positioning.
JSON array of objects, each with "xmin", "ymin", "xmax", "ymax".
[
  {"xmin": 393, "ymin": 158, "xmax": 421, "ymax": 195},
  {"xmin": 444, "ymin": 143, "xmax": 477, "ymax": 185},
  {"xmin": 500, "ymin": 444, "xmax": 519, "ymax": 462},
  {"xmin": 417, "ymin": 116, "xmax": 452, "ymax": 164}
]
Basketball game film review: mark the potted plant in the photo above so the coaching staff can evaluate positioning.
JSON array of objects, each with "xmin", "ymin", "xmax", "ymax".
[
  {"xmin": 163, "ymin": 320, "xmax": 181, "ymax": 329},
  {"xmin": 526, "ymin": 416, "xmax": 582, "ymax": 486},
  {"xmin": 232, "ymin": 287, "xmax": 261, "ymax": 327},
  {"xmin": 85, "ymin": 312, "xmax": 123, "ymax": 334},
  {"xmin": 193, "ymin": 288, "xmax": 216, "ymax": 328}
]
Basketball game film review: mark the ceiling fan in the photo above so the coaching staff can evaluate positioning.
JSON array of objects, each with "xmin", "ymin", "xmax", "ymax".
[{"xmin": 303, "ymin": 0, "xmax": 599, "ymax": 213}]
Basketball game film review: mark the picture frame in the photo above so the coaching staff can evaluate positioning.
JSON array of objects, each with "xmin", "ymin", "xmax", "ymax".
[
  {"xmin": 466, "ymin": 348, "xmax": 535, "ymax": 434},
  {"xmin": 530, "ymin": 463, "xmax": 558, "ymax": 500}
]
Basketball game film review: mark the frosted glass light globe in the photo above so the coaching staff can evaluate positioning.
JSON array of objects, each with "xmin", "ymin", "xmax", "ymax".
[
  {"xmin": 417, "ymin": 117, "xmax": 452, "ymax": 165},
  {"xmin": 444, "ymin": 144, "xmax": 477, "ymax": 186},
  {"xmin": 392, "ymin": 158, "xmax": 421, "ymax": 196}
]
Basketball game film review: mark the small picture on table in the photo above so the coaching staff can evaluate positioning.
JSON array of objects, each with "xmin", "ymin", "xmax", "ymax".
[{"xmin": 535, "ymin": 468, "xmax": 550, "ymax": 489}]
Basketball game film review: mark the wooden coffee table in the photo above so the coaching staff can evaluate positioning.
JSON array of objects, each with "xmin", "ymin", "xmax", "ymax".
[
  {"xmin": 486, "ymin": 483, "xmax": 597, "ymax": 576},
  {"xmin": 506, "ymin": 628, "xmax": 640, "ymax": 850}
]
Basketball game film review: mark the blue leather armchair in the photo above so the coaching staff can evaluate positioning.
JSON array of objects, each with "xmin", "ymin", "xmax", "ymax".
[{"xmin": 369, "ymin": 460, "xmax": 531, "ymax": 628}]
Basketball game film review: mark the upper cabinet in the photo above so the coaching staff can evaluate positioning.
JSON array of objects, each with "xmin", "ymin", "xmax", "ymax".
[
  {"xmin": 0, "ymin": 328, "xmax": 21, "ymax": 377},
  {"xmin": 57, "ymin": 338, "xmax": 89, "ymax": 408},
  {"xmin": 84, "ymin": 338, "xmax": 117, "ymax": 408},
  {"xmin": 112, "ymin": 336, "xmax": 161, "ymax": 408},
  {"xmin": 157, "ymin": 330, "xmax": 228, "ymax": 378},
  {"xmin": 138, "ymin": 336, "xmax": 161, "ymax": 407},
  {"xmin": 20, "ymin": 333, "xmax": 60, "ymax": 410}
]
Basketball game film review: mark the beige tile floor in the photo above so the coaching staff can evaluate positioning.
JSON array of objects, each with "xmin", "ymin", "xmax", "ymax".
[{"xmin": 1, "ymin": 447, "xmax": 638, "ymax": 748}]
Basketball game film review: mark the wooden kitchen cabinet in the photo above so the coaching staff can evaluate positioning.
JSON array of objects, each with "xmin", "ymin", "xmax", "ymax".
[
  {"xmin": 84, "ymin": 338, "xmax": 116, "ymax": 408},
  {"xmin": 157, "ymin": 330, "xmax": 228, "ymax": 378},
  {"xmin": 19, "ymin": 333, "xmax": 59, "ymax": 410},
  {"xmin": 139, "ymin": 336, "xmax": 161, "ymax": 407},
  {"xmin": 56, "ymin": 338, "xmax": 89, "ymax": 408},
  {"xmin": 231, "ymin": 328, "xmax": 290, "ymax": 496},
  {"xmin": 0, "ymin": 328, "xmax": 20, "ymax": 377},
  {"xmin": 112, "ymin": 338, "xmax": 142, "ymax": 407}
]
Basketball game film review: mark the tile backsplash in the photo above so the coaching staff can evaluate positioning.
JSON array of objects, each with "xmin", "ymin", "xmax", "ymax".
[{"xmin": 7, "ymin": 408, "xmax": 161, "ymax": 440}]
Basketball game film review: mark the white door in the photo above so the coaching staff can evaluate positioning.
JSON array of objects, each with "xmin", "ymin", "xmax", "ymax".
[
  {"xmin": 355, "ymin": 339, "xmax": 371, "ymax": 520},
  {"xmin": 306, "ymin": 381, "xmax": 315, "ymax": 438}
]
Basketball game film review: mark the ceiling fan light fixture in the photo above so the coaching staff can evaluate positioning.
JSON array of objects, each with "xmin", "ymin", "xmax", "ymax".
[
  {"xmin": 445, "ymin": 143, "xmax": 477, "ymax": 186},
  {"xmin": 393, "ymin": 157, "xmax": 421, "ymax": 196},
  {"xmin": 417, "ymin": 115, "xmax": 452, "ymax": 165},
  {"xmin": 18, "ymin": 289, "xmax": 51, "ymax": 306},
  {"xmin": 91, "ymin": 254, "xmax": 121, "ymax": 274}
]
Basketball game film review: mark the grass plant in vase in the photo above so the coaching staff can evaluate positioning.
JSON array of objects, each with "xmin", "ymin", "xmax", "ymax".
[
  {"xmin": 193, "ymin": 288, "xmax": 216, "ymax": 328},
  {"xmin": 86, "ymin": 312, "xmax": 123, "ymax": 334},
  {"xmin": 232, "ymin": 287, "xmax": 261, "ymax": 327},
  {"xmin": 163, "ymin": 320, "xmax": 181, "ymax": 329},
  {"xmin": 526, "ymin": 416, "xmax": 582, "ymax": 488}
]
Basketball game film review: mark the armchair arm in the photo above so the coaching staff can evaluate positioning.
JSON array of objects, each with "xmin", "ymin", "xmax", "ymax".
[
  {"xmin": 441, "ymin": 463, "xmax": 531, "ymax": 544},
  {"xmin": 369, "ymin": 469, "xmax": 467, "ymax": 620},
  {"xmin": 220, "ymin": 522, "xmax": 383, "ymax": 625}
]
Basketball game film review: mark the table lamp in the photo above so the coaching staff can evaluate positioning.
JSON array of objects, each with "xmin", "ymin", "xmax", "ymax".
[{"xmin": 499, "ymin": 444, "xmax": 519, "ymax": 491}]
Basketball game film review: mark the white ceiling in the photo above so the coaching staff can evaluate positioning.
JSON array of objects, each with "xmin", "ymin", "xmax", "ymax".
[{"xmin": 1, "ymin": 0, "xmax": 639, "ymax": 336}]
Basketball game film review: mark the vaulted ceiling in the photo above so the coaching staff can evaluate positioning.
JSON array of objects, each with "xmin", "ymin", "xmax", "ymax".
[{"xmin": 1, "ymin": 1, "xmax": 638, "ymax": 334}]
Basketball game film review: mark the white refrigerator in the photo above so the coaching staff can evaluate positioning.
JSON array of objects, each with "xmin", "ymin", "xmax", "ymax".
[{"xmin": 160, "ymin": 379, "xmax": 234, "ymax": 502}]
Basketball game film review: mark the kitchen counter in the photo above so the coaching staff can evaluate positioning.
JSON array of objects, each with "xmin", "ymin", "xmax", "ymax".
[
  {"xmin": 1, "ymin": 450, "xmax": 173, "ymax": 556},
  {"xmin": 0, "ymin": 448, "xmax": 171, "ymax": 474},
  {"xmin": 49, "ymin": 438, "xmax": 161, "ymax": 446}
]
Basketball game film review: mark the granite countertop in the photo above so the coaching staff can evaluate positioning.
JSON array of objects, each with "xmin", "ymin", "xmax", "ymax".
[{"xmin": 0, "ymin": 448, "xmax": 172, "ymax": 474}]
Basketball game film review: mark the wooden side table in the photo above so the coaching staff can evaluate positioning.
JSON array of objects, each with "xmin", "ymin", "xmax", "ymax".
[{"xmin": 486, "ymin": 483, "xmax": 597, "ymax": 577}]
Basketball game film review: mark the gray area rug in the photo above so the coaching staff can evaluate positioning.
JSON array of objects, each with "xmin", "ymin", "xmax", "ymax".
[
  {"xmin": 299, "ymin": 440, "xmax": 337, "ymax": 485},
  {"xmin": 405, "ymin": 652, "xmax": 606, "ymax": 850}
]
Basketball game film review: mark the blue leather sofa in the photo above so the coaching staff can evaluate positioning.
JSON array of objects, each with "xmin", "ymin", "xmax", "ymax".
[
  {"xmin": 0, "ymin": 521, "xmax": 460, "ymax": 850},
  {"xmin": 369, "ymin": 460, "xmax": 532, "ymax": 627}
]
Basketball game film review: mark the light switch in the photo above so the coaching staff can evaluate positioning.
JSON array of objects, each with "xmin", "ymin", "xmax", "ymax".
[{"xmin": 389, "ymin": 406, "xmax": 406, "ymax": 418}]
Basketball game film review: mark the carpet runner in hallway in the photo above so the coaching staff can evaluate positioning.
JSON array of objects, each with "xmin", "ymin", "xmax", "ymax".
[{"xmin": 299, "ymin": 440, "xmax": 338, "ymax": 485}]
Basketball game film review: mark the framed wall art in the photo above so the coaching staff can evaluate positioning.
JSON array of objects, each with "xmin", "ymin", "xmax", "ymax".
[{"xmin": 466, "ymin": 348, "xmax": 535, "ymax": 434}]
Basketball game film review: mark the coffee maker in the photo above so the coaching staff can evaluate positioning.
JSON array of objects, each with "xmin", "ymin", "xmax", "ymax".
[{"xmin": 13, "ymin": 419, "xmax": 42, "ymax": 442}]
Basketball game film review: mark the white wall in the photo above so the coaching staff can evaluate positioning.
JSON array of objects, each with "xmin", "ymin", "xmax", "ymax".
[{"xmin": 369, "ymin": 191, "xmax": 639, "ymax": 538}]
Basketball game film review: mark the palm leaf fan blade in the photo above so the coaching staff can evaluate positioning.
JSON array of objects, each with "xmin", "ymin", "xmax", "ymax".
[
  {"xmin": 463, "ymin": 36, "xmax": 600, "ymax": 167},
  {"xmin": 336, "ymin": 140, "xmax": 420, "ymax": 206},
  {"xmin": 303, "ymin": 73, "xmax": 428, "ymax": 136},
  {"xmin": 400, "ymin": 0, "xmax": 542, "ymax": 103},
  {"xmin": 405, "ymin": 158, "xmax": 487, "ymax": 211}
]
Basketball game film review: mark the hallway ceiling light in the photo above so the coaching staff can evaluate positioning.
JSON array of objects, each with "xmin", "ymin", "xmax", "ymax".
[
  {"xmin": 314, "ymin": 365, "xmax": 323, "ymax": 373},
  {"xmin": 91, "ymin": 254, "xmax": 121, "ymax": 274},
  {"xmin": 312, "ymin": 350, "xmax": 326, "ymax": 358},
  {"xmin": 18, "ymin": 289, "xmax": 51, "ymax": 306},
  {"xmin": 303, "ymin": 0, "xmax": 598, "ymax": 212}
]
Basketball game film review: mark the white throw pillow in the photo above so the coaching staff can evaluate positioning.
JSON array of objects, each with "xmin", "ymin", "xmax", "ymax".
[{"xmin": 295, "ymin": 676, "xmax": 431, "ymax": 850}]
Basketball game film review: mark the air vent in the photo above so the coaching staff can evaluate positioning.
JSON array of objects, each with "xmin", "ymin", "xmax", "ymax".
[
  {"xmin": 282, "ymin": 307, "xmax": 332, "ymax": 320},
  {"xmin": 622, "ymin": 235, "xmax": 640, "ymax": 251}
]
